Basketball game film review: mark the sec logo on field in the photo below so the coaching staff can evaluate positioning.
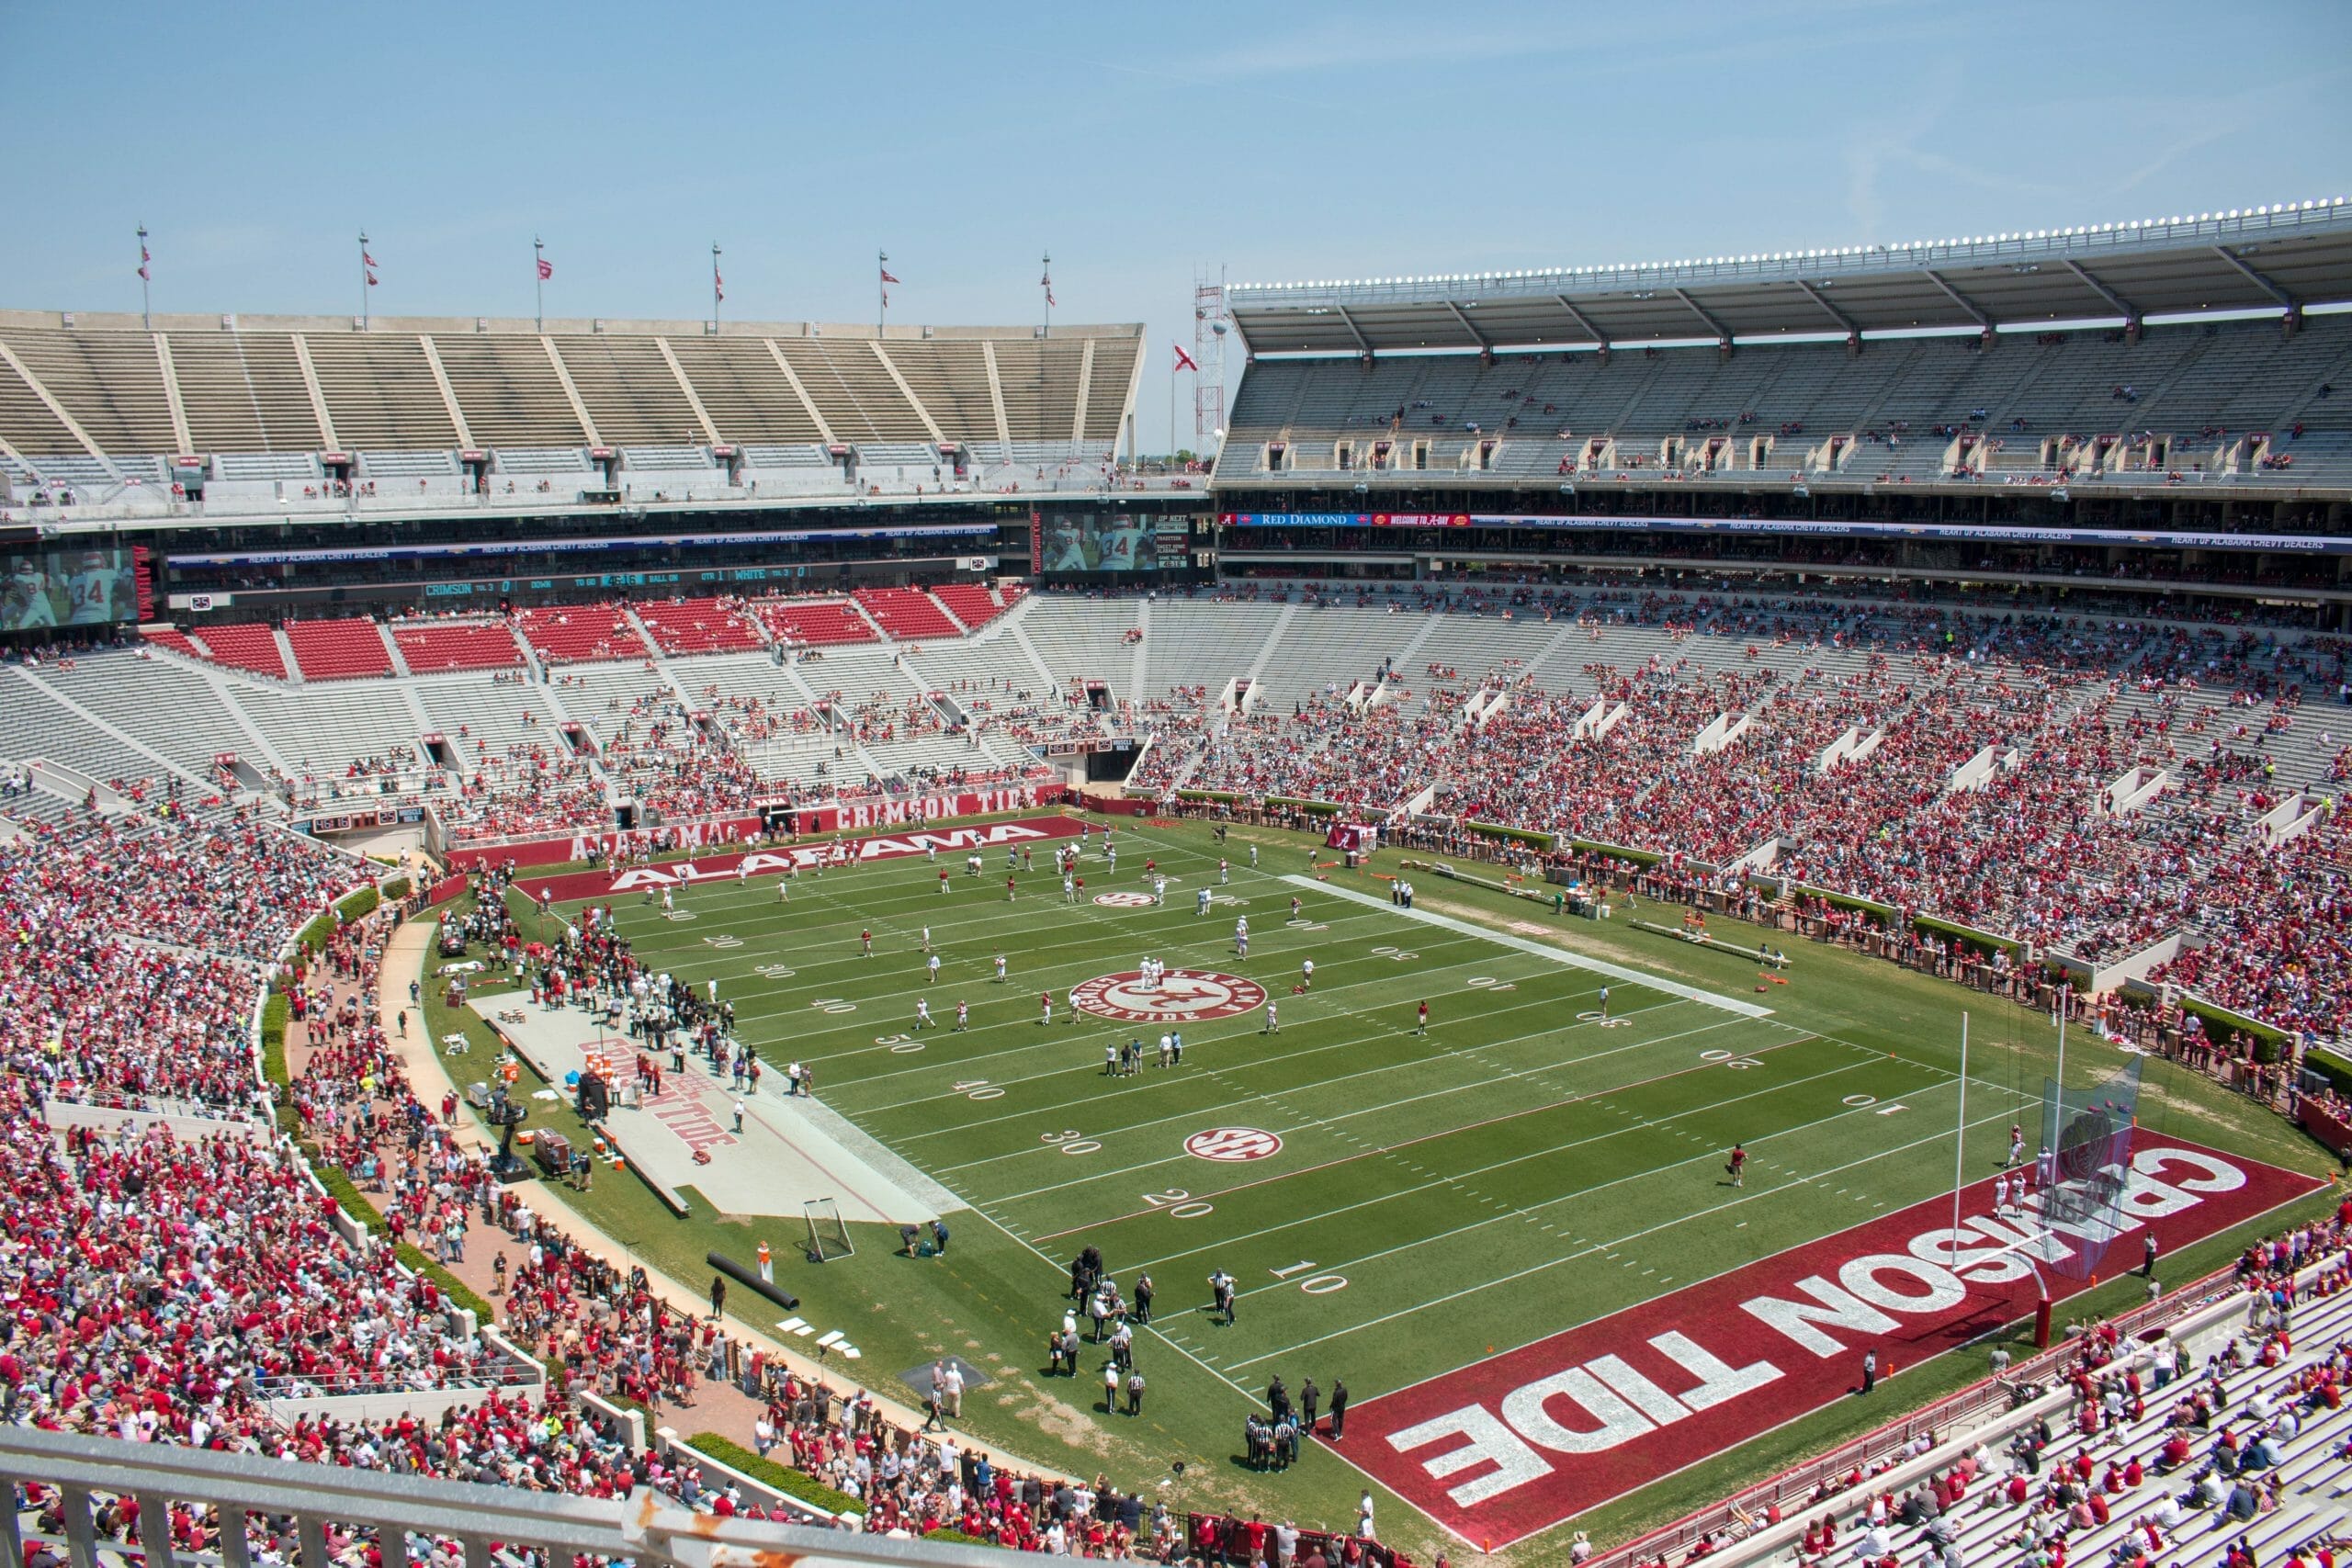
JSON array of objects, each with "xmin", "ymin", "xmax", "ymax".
[
  {"xmin": 1092, "ymin": 891, "xmax": 1157, "ymax": 908},
  {"xmin": 1071, "ymin": 968, "xmax": 1270, "ymax": 1023},
  {"xmin": 1185, "ymin": 1126, "xmax": 1283, "ymax": 1162}
]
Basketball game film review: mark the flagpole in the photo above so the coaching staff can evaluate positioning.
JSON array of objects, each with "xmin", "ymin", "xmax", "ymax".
[
  {"xmin": 535, "ymin": 237, "xmax": 545, "ymax": 333},
  {"xmin": 137, "ymin": 225, "xmax": 151, "ymax": 329},
  {"xmin": 1168, "ymin": 355, "xmax": 1176, "ymax": 466},
  {"xmin": 878, "ymin": 249, "xmax": 888, "ymax": 339},
  {"xmin": 358, "ymin": 230, "xmax": 369, "ymax": 330},
  {"xmin": 1952, "ymin": 1012, "xmax": 1969, "ymax": 1252},
  {"xmin": 1042, "ymin": 251, "xmax": 1052, "ymax": 340},
  {"xmin": 712, "ymin": 243, "xmax": 722, "ymax": 334}
]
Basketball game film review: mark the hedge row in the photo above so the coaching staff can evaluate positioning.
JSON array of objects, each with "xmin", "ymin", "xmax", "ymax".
[
  {"xmin": 1174, "ymin": 788, "xmax": 1238, "ymax": 805},
  {"xmin": 313, "ymin": 1164, "xmax": 390, "ymax": 1235},
  {"xmin": 1911, "ymin": 912, "xmax": 2022, "ymax": 960},
  {"xmin": 314, "ymin": 1163, "xmax": 536, "ymax": 1367},
  {"xmin": 1796, "ymin": 884, "xmax": 1901, "ymax": 920},
  {"xmin": 381, "ymin": 875, "xmax": 412, "ymax": 902},
  {"xmin": 2177, "ymin": 995, "xmax": 2292, "ymax": 1064},
  {"xmin": 2308, "ymin": 1049, "xmax": 2352, "ymax": 1098},
  {"xmin": 1264, "ymin": 795, "xmax": 1341, "ymax": 818},
  {"xmin": 684, "ymin": 1432, "xmax": 864, "ymax": 1517},
  {"xmin": 1464, "ymin": 819, "xmax": 1555, "ymax": 851},
  {"xmin": 394, "ymin": 1241, "xmax": 498, "ymax": 1326},
  {"xmin": 259, "ymin": 991, "xmax": 290, "ymax": 1087},
  {"xmin": 1571, "ymin": 838, "xmax": 1664, "ymax": 868}
]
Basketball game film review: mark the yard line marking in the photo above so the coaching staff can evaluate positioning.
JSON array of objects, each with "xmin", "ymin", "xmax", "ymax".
[
  {"xmin": 1035, "ymin": 1029, "xmax": 1834, "ymax": 1250},
  {"xmin": 963, "ymin": 1007, "xmax": 1776, "ymax": 1190},
  {"xmin": 1106, "ymin": 1049, "xmax": 1882, "ymax": 1266},
  {"xmin": 1216, "ymin": 1096, "xmax": 2030, "ymax": 1371},
  {"xmin": 1282, "ymin": 875, "xmax": 1774, "ymax": 1018},
  {"xmin": 836, "ymin": 945, "xmax": 1603, "ymax": 1100},
  {"xmin": 856, "ymin": 981, "xmax": 1699, "ymax": 1127}
]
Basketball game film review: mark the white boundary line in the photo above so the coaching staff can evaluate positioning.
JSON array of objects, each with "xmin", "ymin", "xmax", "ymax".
[{"xmin": 1285, "ymin": 875, "xmax": 1776, "ymax": 1019}]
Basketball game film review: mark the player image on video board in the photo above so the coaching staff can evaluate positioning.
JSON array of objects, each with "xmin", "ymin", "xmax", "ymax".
[
  {"xmin": 0, "ymin": 547, "xmax": 136, "ymax": 633},
  {"xmin": 1041, "ymin": 513, "xmax": 1158, "ymax": 575}
]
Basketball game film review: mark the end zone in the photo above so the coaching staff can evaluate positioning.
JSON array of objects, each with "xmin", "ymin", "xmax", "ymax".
[{"xmin": 1339, "ymin": 1140, "xmax": 2322, "ymax": 1548}]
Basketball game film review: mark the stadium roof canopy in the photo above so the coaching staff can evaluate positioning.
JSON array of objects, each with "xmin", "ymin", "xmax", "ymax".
[{"xmin": 1227, "ymin": 201, "xmax": 2352, "ymax": 355}]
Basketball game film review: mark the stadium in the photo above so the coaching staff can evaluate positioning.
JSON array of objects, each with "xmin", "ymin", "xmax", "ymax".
[{"xmin": 6, "ymin": 14, "xmax": 2352, "ymax": 1564}]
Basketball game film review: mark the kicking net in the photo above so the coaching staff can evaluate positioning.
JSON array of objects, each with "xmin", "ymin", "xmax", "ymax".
[
  {"xmin": 804, "ymin": 1197, "xmax": 854, "ymax": 1262},
  {"xmin": 2035, "ymin": 1055, "xmax": 2142, "ymax": 1281}
]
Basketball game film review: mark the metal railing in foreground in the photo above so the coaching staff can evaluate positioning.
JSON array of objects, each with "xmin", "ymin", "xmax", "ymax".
[{"xmin": 0, "ymin": 1427, "xmax": 1004, "ymax": 1568}]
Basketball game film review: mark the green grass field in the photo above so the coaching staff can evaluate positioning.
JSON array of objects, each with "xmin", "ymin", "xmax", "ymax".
[{"xmin": 424, "ymin": 815, "xmax": 2336, "ymax": 1563}]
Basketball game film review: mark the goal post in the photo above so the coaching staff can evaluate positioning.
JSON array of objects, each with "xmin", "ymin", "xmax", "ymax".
[{"xmin": 804, "ymin": 1198, "xmax": 854, "ymax": 1262}]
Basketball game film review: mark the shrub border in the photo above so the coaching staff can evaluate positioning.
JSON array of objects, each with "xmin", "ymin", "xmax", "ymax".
[{"xmin": 684, "ymin": 1432, "xmax": 865, "ymax": 1517}]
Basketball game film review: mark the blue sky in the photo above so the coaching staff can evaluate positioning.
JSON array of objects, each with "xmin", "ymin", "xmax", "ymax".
[{"xmin": 5, "ymin": 0, "xmax": 2346, "ymax": 454}]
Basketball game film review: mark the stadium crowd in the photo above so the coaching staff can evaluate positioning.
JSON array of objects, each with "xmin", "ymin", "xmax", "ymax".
[
  {"xmin": 0, "ymin": 796, "xmax": 1307, "ymax": 1562},
  {"xmin": 1149, "ymin": 591, "xmax": 2347, "ymax": 1045}
]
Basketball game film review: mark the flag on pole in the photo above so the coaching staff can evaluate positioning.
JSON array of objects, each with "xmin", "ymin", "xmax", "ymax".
[
  {"xmin": 367, "ymin": 270, "xmax": 379, "ymax": 288},
  {"xmin": 1042, "ymin": 267, "xmax": 1056, "ymax": 308},
  {"xmin": 879, "ymin": 265, "xmax": 900, "ymax": 285},
  {"xmin": 537, "ymin": 256, "xmax": 554, "ymax": 281},
  {"xmin": 1172, "ymin": 343, "xmax": 1199, "ymax": 373},
  {"xmin": 715, "ymin": 267, "xmax": 725, "ymax": 302},
  {"xmin": 364, "ymin": 250, "xmax": 379, "ymax": 269},
  {"xmin": 137, "ymin": 243, "xmax": 150, "ymax": 282}
]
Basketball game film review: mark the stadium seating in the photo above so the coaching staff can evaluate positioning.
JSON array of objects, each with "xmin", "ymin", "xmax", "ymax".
[
  {"xmin": 392, "ymin": 620, "xmax": 528, "ymax": 672},
  {"xmin": 0, "ymin": 321, "xmax": 1142, "ymax": 486},
  {"xmin": 186, "ymin": 621, "xmax": 288, "ymax": 680},
  {"xmin": 514, "ymin": 604, "xmax": 653, "ymax": 666},
  {"xmin": 32, "ymin": 581, "xmax": 2352, "ymax": 1045},
  {"xmin": 1221, "ymin": 313, "xmax": 2352, "ymax": 486},
  {"xmin": 141, "ymin": 626, "xmax": 205, "ymax": 662},
  {"xmin": 284, "ymin": 615, "xmax": 394, "ymax": 680},
  {"xmin": 752, "ymin": 595, "xmax": 879, "ymax": 647},
  {"xmin": 634, "ymin": 596, "xmax": 766, "ymax": 656},
  {"xmin": 854, "ymin": 587, "xmax": 961, "ymax": 641},
  {"xmin": 930, "ymin": 581, "xmax": 1007, "ymax": 631}
]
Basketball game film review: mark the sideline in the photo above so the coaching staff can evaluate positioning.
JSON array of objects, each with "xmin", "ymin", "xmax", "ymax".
[
  {"xmin": 375, "ymin": 891, "xmax": 1064, "ymax": 1475},
  {"xmin": 1283, "ymin": 875, "xmax": 1777, "ymax": 1019}
]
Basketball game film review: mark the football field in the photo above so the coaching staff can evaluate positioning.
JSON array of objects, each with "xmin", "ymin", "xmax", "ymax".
[{"xmin": 521, "ymin": 814, "xmax": 2322, "ymax": 1550}]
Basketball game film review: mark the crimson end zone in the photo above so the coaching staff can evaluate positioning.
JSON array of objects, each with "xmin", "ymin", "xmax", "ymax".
[{"xmin": 1340, "ymin": 1141, "xmax": 2320, "ymax": 1549}]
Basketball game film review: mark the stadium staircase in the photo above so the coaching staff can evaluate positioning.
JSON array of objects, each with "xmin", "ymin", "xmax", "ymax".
[
  {"xmin": 1005, "ymin": 615, "xmax": 1058, "ymax": 694},
  {"xmin": 1129, "ymin": 597, "xmax": 1152, "ymax": 695},
  {"xmin": 1242, "ymin": 603, "xmax": 1300, "ymax": 691},
  {"xmin": 617, "ymin": 610, "xmax": 709, "ymax": 715}
]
